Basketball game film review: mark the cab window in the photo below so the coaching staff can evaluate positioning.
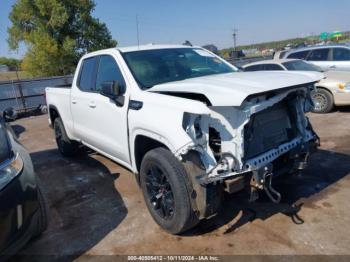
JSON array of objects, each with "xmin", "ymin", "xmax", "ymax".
[
  {"xmin": 78, "ymin": 57, "xmax": 97, "ymax": 92},
  {"xmin": 332, "ymin": 48, "xmax": 350, "ymax": 61},
  {"xmin": 95, "ymin": 55, "xmax": 126, "ymax": 92},
  {"xmin": 263, "ymin": 64, "xmax": 284, "ymax": 70},
  {"xmin": 287, "ymin": 50, "xmax": 310, "ymax": 59},
  {"xmin": 244, "ymin": 64, "xmax": 263, "ymax": 71},
  {"xmin": 307, "ymin": 48, "xmax": 330, "ymax": 61}
]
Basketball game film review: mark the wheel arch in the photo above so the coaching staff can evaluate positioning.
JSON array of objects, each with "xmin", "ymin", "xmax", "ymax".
[
  {"xmin": 48, "ymin": 104, "xmax": 61, "ymax": 127},
  {"xmin": 131, "ymin": 131, "xmax": 174, "ymax": 183},
  {"xmin": 316, "ymin": 85, "xmax": 334, "ymax": 96},
  {"xmin": 48, "ymin": 104, "xmax": 75, "ymax": 140}
]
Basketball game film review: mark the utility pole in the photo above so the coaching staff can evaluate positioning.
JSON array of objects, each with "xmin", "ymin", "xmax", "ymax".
[
  {"xmin": 232, "ymin": 28, "xmax": 238, "ymax": 51},
  {"xmin": 136, "ymin": 14, "xmax": 140, "ymax": 48}
]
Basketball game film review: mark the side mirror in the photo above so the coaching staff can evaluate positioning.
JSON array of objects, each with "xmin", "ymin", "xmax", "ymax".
[
  {"xmin": 101, "ymin": 81, "xmax": 121, "ymax": 98},
  {"xmin": 100, "ymin": 81, "xmax": 125, "ymax": 106}
]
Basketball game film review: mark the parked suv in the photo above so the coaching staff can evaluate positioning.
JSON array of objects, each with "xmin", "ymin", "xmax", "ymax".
[{"xmin": 281, "ymin": 45, "xmax": 350, "ymax": 71}]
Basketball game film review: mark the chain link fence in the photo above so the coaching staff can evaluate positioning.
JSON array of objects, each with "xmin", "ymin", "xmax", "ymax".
[{"xmin": 0, "ymin": 75, "xmax": 72, "ymax": 118}]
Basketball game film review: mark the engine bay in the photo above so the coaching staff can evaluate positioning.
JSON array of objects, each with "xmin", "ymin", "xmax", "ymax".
[{"xmin": 181, "ymin": 85, "xmax": 319, "ymax": 184}]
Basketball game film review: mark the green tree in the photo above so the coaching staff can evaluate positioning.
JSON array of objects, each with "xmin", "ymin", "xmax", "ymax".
[{"xmin": 8, "ymin": 0, "xmax": 117, "ymax": 77}]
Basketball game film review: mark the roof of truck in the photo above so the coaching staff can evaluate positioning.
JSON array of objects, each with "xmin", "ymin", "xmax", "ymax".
[{"xmin": 117, "ymin": 44, "xmax": 198, "ymax": 53}]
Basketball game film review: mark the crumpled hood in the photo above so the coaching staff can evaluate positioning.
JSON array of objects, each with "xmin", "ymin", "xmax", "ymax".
[{"xmin": 148, "ymin": 71, "xmax": 324, "ymax": 106}]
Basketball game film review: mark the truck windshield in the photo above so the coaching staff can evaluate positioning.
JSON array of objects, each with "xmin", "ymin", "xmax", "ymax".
[{"xmin": 122, "ymin": 48, "xmax": 236, "ymax": 89}]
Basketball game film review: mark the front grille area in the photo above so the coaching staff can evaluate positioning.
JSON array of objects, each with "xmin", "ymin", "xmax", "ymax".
[{"xmin": 244, "ymin": 100, "xmax": 298, "ymax": 160}]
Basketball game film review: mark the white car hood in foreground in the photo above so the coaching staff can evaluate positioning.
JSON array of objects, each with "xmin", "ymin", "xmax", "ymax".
[{"xmin": 149, "ymin": 71, "xmax": 324, "ymax": 106}]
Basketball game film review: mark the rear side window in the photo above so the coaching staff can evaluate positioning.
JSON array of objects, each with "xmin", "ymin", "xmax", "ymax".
[
  {"xmin": 307, "ymin": 48, "xmax": 330, "ymax": 61},
  {"xmin": 95, "ymin": 55, "xmax": 126, "ymax": 92},
  {"xmin": 263, "ymin": 64, "xmax": 284, "ymax": 70},
  {"xmin": 287, "ymin": 50, "xmax": 310, "ymax": 59},
  {"xmin": 332, "ymin": 48, "xmax": 350, "ymax": 61},
  {"xmin": 244, "ymin": 64, "xmax": 263, "ymax": 71},
  {"xmin": 78, "ymin": 57, "xmax": 97, "ymax": 92}
]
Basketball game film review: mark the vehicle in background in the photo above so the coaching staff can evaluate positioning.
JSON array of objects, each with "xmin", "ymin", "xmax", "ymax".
[
  {"xmin": 242, "ymin": 59, "xmax": 350, "ymax": 113},
  {"xmin": 242, "ymin": 58, "xmax": 322, "ymax": 72},
  {"xmin": 273, "ymin": 50, "xmax": 288, "ymax": 60},
  {"xmin": 46, "ymin": 45, "xmax": 322, "ymax": 234},
  {"xmin": 0, "ymin": 117, "xmax": 49, "ymax": 259},
  {"xmin": 280, "ymin": 45, "xmax": 350, "ymax": 71}
]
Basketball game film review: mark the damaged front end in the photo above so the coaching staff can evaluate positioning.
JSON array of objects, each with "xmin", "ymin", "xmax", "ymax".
[{"xmin": 179, "ymin": 84, "xmax": 320, "ymax": 204}]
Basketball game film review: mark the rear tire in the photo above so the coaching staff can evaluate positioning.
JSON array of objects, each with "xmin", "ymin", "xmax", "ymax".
[
  {"xmin": 311, "ymin": 88, "xmax": 334, "ymax": 113},
  {"xmin": 140, "ymin": 148, "xmax": 199, "ymax": 234},
  {"xmin": 54, "ymin": 117, "xmax": 79, "ymax": 157}
]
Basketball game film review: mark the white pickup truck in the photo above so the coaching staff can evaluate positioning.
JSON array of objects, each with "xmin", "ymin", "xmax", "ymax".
[{"xmin": 46, "ymin": 45, "xmax": 323, "ymax": 234}]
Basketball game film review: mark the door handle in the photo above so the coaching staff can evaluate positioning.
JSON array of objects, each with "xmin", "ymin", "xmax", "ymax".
[
  {"xmin": 72, "ymin": 99, "xmax": 77, "ymax": 104},
  {"xmin": 88, "ymin": 101, "xmax": 96, "ymax": 108}
]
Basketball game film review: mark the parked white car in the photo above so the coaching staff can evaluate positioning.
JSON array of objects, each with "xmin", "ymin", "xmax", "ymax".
[
  {"xmin": 243, "ymin": 59, "xmax": 350, "ymax": 113},
  {"xmin": 46, "ymin": 45, "xmax": 323, "ymax": 234},
  {"xmin": 280, "ymin": 45, "xmax": 350, "ymax": 71}
]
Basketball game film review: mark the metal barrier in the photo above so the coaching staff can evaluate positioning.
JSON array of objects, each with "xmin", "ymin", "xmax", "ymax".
[{"xmin": 0, "ymin": 75, "xmax": 73, "ymax": 113}]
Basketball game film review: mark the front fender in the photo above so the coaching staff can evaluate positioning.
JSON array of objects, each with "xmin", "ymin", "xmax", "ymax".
[{"xmin": 128, "ymin": 91, "xmax": 210, "ymax": 171}]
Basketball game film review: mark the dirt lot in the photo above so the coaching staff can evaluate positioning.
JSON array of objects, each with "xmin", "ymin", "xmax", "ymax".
[{"xmin": 9, "ymin": 109, "xmax": 350, "ymax": 259}]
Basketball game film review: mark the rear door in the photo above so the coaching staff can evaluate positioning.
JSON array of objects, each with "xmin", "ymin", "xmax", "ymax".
[
  {"xmin": 306, "ymin": 48, "xmax": 332, "ymax": 71},
  {"xmin": 71, "ymin": 53, "xmax": 130, "ymax": 165},
  {"xmin": 70, "ymin": 56, "xmax": 98, "ymax": 143}
]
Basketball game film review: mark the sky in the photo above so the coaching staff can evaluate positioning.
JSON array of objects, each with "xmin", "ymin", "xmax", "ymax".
[{"xmin": 1, "ymin": 0, "xmax": 350, "ymax": 58}]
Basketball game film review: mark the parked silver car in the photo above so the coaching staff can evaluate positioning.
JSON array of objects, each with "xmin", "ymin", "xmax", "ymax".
[
  {"xmin": 242, "ymin": 59, "xmax": 350, "ymax": 113},
  {"xmin": 280, "ymin": 45, "xmax": 350, "ymax": 71}
]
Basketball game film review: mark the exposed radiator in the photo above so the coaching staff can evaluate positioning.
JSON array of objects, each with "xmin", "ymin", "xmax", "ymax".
[{"xmin": 244, "ymin": 101, "xmax": 297, "ymax": 160}]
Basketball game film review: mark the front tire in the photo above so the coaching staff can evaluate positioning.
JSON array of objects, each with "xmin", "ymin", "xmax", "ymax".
[
  {"xmin": 140, "ymin": 148, "xmax": 199, "ymax": 234},
  {"xmin": 311, "ymin": 88, "xmax": 334, "ymax": 113},
  {"xmin": 53, "ymin": 117, "xmax": 79, "ymax": 157}
]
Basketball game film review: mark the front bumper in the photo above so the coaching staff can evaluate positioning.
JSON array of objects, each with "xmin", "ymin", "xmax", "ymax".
[{"xmin": 200, "ymin": 133, "xmax": 319, "ymax": 185}]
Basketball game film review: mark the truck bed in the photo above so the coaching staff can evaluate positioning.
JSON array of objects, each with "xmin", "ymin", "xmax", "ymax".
[{"xmin": 45, "ymin": 87, "xmax": 73, "ymax": 131}]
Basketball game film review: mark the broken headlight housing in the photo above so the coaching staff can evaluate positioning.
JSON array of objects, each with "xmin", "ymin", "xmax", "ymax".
[
  {"xmin": 0, "ymin": 123, "xmax": 23, "ymax": 191},
  {"xmin": 183, "ymin": 113, "xmax": 204, "ymax": 140}
]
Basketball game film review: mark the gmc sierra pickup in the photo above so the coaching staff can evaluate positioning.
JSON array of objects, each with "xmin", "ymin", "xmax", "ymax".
[{"xmin": 46, "ymin": 45, "xmax": 323, "ymax": 234}]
